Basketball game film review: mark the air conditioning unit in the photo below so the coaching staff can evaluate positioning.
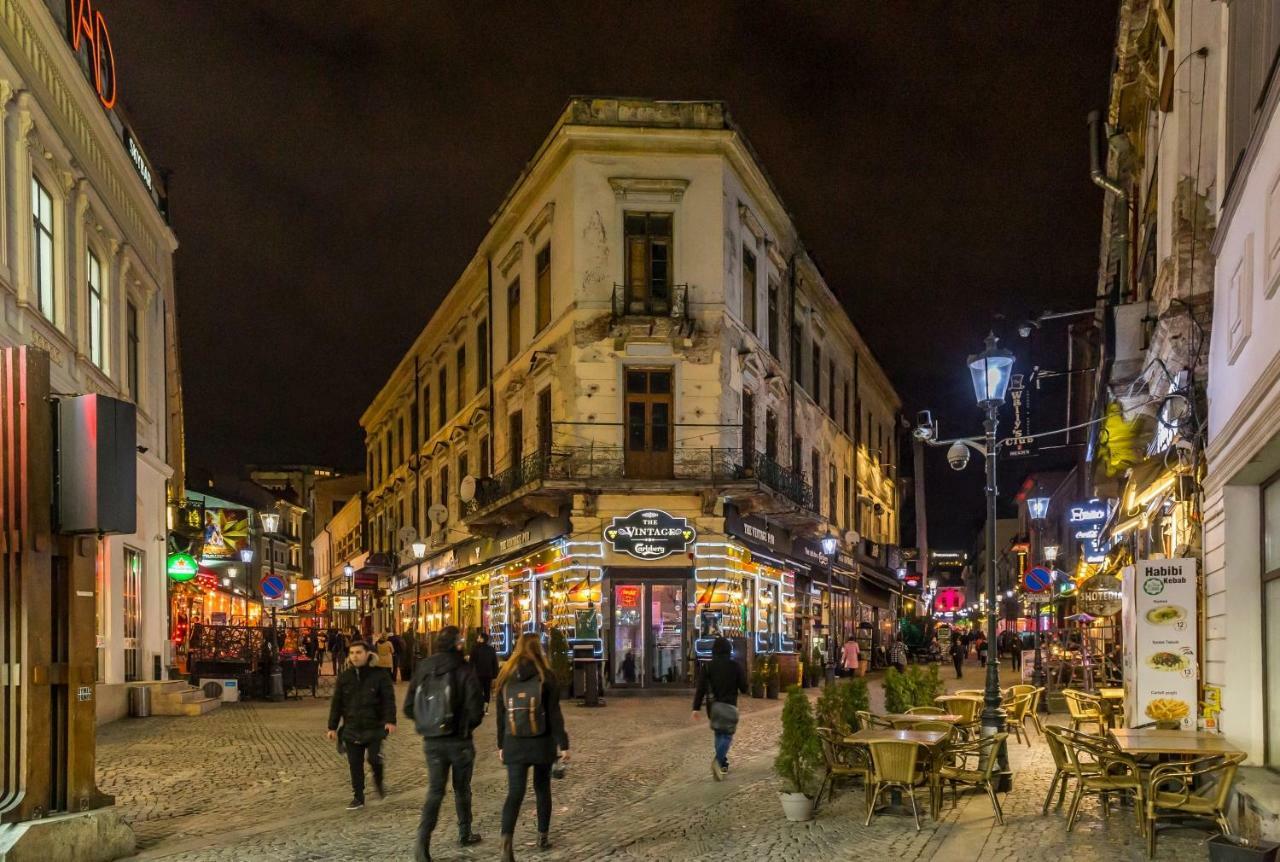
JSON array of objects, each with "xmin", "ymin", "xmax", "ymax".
[{"xmin": 199, "ymin": 678, "xmax": 241, "ymax": 702}]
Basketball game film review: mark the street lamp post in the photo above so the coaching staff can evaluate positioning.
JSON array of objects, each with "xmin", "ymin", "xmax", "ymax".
[
  {"xmin": 1027, "ymin": 494, "xmax": 1051, "ymax": 709},
  {"xmin": 967, "ymin": 333, "xmax": 1014, "ymax": 787},
  {"xmin": 821, "ymin": 533, "xmax": 839, "ymax": 684},
  {"xmin": 408, "ymin": 537, "xmax": 427, "ymax": 663},
  {"xmin": 258, "ymin": 510, "xmax": 285, "ymax": 702}
]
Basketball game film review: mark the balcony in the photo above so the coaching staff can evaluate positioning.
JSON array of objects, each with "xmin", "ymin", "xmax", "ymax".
[
  {"xmin": 611, "ymin": 283, "xmax": 690, "ymax": 321},
  {"xmin": 463, "ymin": 445, "xmax": 816, "ymax": 528}
]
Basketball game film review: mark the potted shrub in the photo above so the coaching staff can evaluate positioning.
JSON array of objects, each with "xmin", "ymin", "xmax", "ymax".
[
  {"xmin": 549, "ymin": 628, "xmax": 573, "ymax": 697},
  {"xmin": 837, "ymin": 675, "xmax": 870, "ymax": 728},
  {"xmin": 775, "ymin": 684, "xmax": 822, "ymax": 821},
  {"xmin": 883, "ymin": 667, "xmax": 911, "ymax": 714},
  {"xmin": 765, "ymin": 655, "xmax": 781, "ymax": 699},
  {"xmin": 815, "ymin": 677, "xmax": 846, "ymax": 733},
  {"xmin": 751, "ymin": 655, "xmax": 767, "ymax": 698}
]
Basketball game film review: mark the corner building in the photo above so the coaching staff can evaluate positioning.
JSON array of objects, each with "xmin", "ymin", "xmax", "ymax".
[{"xmin": 361, "ymin": 99, "xmax": 901, "ymax": 687}]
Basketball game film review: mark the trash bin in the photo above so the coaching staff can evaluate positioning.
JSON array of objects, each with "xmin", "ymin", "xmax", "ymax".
[{"xmin": 128, "ymin": 685, "xmax": 151, "ymax": 718}]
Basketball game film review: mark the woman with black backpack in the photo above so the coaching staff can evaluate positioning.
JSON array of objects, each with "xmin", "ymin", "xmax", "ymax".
[{"xmin": 495, "ymin": 632, "xmax": 570, "ymax": 861}]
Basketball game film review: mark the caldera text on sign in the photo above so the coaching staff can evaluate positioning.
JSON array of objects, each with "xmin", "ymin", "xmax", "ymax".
[{"xmin": 68, "ymin": 0, "xmax": 117, "ymax": 110}]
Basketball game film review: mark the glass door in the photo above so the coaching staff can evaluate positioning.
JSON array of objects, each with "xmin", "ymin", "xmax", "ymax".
[
  {"xmin": 648, "ymin": 583, "xmax": 685, "ymax": 685},
  {"xmin": 613, "ymin": 583, "xmax": 645, "ymax": 686},
  {"xmin": 612, "ymin": 581, "xmax": 686, "ymax": 687}
]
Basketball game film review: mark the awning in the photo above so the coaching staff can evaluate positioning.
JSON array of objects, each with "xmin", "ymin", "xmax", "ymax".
[{"xmin": 393, "ymin": 536, "xmax": 564, "ymax": 596}]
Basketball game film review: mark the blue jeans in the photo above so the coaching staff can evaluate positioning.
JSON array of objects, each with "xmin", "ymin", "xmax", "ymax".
[{"xmin": 713, "ymin": 731, "xmax": 734, "ymax": 768}]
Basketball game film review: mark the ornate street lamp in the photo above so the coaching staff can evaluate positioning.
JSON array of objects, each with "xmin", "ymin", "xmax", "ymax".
[
  {"xmin": 1027, "ymin": 493, "xmax": 1052, "ymax": 708},
  {"xmin": 821, "ymin": 532, "xmax": 838, "ymax": 683},
  {"xmin": 968, "ymin": 333, "xmax": 1014, "ymax": 785},
  {"xmin": 259, "ymin": 510, "xmax": 284, "ymax": 702}
]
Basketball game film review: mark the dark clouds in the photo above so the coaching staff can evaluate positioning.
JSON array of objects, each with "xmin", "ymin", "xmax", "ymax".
[{"xmin": 105, "ymin": 1, "xmax": 1116, "ymax": 544}]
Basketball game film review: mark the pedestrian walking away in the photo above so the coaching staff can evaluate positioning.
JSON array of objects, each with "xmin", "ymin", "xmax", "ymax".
[
  {"xmin": 691, "ymin": 636, "xmax": 748, "ymax": 781},
  {"xmin": 376, "ymin": 633, "xmax": 395, "ymax": 674},
  {"xmin": 890, "ymin": 636, "xmax": 908, "ymax": 672},
  {"xmin": 948, "ymin": 638, "xmax": 965, "ymax": 679},
  {"xmin": 839, "ymin": 635, "xmax": 860, "ymax": 678},
  {"xmin": 326, "ymin": 640, "xmax": 397, "ymax": 810},
  {"xmin": 495, "ymin": 632, "xmax": 570, "ymax": 861},
  {"xmin": 329, "ymin": 629, "xmax": 347, "ymax": 677},
  {"xmin": 405, "ymin": 625, "xmax": 485, "ymax": 862},
  {"xmin": 469, "ymin": 630, "xmax": 500, "ymax": 708}
]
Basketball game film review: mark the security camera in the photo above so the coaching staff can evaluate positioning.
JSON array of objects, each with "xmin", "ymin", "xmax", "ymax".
[
  {"xmin": 947, "ymin": 441, "xmax": 970, "ymax": 471},
  {"xmin": 912, "ymin": 410, "xmax": 935, "ymax": 442},
  {"xmin": 1017, "ymin": 321, "xmax": 1036, "ymax": 338}
]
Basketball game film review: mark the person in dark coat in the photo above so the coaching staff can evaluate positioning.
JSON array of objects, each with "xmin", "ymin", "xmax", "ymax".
[
  {"xmin": 495, "ymin": 633, "xmax": 570, "ymax": 861},
  {"xmin": 405, "ymin": 626, "xmax": 485, "ymax": 862},
  {"xmin": 388, "ymin": 632, "xmax": 408, "ymax": 680},
  {"xmin": 949, "ymin": 638, "xmax": 965, "ymax": 679},
  {"xmin": 469, "ymin": 631, "xmax": 500, "ymax": 706},
  {"xmin": 691, "ymin": 637, "xmax": 748, "ymax": 779},
  {"xmin": 329, "ymin": 630, "xmax": 347, "ymax": 677},
  {"xmin": 326, "ymin": 641, "xmax": 396, "ymax": 809}
]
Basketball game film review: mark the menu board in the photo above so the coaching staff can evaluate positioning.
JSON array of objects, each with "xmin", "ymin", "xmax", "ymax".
[{"xmin": 1121, "ymin": 559, "xmax": 1198, "ymax": 730}]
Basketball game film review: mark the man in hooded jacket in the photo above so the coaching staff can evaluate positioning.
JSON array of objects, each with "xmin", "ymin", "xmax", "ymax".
[{"xmin": 405, "ymin": 626, "xmax": 485, "ymax": 862}]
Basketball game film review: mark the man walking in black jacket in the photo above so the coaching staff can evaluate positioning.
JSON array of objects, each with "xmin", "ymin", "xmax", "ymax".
[
  {"xmin": 692, "ymin": 637, "xmax": 748, "ymax": 781},
  {"xmin": 406, "ymin": 626, "xmax": 485, "ymax": 862},
  {"xmin": 326, "ymin": 641, "xmax": 396, "ymax": 810},
  {"xmin": 469, "ymin": 631, "xmax": 500, "ymax": 707}
]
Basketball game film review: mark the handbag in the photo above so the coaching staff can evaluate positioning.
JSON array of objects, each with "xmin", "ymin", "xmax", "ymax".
[{"xmin": 708, "ymin": 695, "xmax": 739, "ymax": 733}]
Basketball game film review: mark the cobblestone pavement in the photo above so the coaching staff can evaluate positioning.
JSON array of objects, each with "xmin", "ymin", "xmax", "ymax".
[{"xmin": 99, "ymin": 662, "xmax": 1217, "ymax": 861}]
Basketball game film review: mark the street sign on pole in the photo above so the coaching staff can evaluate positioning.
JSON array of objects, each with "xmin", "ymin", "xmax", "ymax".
[
  {"xmin": 261, "ymin": 575, "xmax": 286, "ymax": 600},
  {"xmin": 1023, "ymin": 566, "xmax": 1052, "ymax": 594}
]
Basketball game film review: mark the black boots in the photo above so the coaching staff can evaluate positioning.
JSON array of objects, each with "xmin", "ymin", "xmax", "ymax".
[
  {"xmin": 459, "ymin": 829, "xmax": 482, "ymax": 847},
  {"xmin": 413, "ymin": 835, "xmax": 430, "ymax": 862},
  {"xmin": 501, "ymin": 834, "xmax": 516, "ymax": 862},
  {"xmin": 537, "ymin": 832, "xmax": 552, "ymax": 851}
]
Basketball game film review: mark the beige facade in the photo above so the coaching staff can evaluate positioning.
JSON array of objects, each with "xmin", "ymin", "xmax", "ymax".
[{"xmin": 361, "ymin": 99, "xmax": 901, "ymax": 675}]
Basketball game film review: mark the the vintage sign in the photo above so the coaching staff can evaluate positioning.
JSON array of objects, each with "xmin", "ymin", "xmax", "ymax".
[
  {"xmin": 166, "ymin": 552, "xmax": 197, "ymax": 582},
  {"xmin": 1077, "ymin": 573, "xmax": 1122, "ymax": 616},
  {"xmin": 1122, "ymin": 558, "xmax": 1198, "ymax": 730},
  {"xmin": 603, "ymin": 510, "xmax": 695, "ymax": 560},
  {"xmin": 1069, "ymin": 498, "xmax": 1113, "ymax": 563}
]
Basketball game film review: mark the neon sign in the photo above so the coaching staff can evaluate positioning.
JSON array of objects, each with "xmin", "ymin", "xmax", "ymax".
[{"xmin": 69, "ymin": 0, "xmax": 117, "ymax": 110}]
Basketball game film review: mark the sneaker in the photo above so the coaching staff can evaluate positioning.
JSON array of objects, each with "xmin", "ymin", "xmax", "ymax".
[
  {"xmin": 711, "ymin": 757, "xmax": 725, "ymax": 781},
  {"xmin": 346, "ymin": 798, "xmax": 364, "ymax": 810}
]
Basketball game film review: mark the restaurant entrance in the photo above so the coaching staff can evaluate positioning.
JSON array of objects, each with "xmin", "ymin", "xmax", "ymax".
[{"xmin": 611, "ymin": 580, "xmax": 686, "ymax": 687}]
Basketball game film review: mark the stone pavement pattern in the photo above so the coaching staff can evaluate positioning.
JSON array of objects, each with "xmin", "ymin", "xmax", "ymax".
[{"xmin": 98, "ymin": 663, "xmax": 1215, "ymax": 861}]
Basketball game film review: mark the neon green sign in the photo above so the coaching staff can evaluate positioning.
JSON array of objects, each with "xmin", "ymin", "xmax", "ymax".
[{"xmin": 166, "ymin": 552, "xmax": 198, "ymax": 582}]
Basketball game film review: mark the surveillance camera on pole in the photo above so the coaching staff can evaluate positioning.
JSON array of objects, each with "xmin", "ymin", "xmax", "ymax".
[
  {"xmin": 947, "ymin": 440, "xmax": 971, "ymax": 471},
  {"xmin": 913, "ymin": 410, "xmax": 936, "ymax": 442}
]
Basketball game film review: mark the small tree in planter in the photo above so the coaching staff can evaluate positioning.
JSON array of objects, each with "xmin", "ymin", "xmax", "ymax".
[
  {"xmin": 549, "ymin": 628, "xmax": 573, "ymax": 696},
  {"xmin": 765, "ymin": 655, "xmax": 781, "ymax": 699},
  {"xmin": 775, "ymin": 684, "xmax": 822, "ymax": 821},
  {"xmin": 907, "ymin": 663, "xmax": 943, "ymax": 707},
  {"xmin": 883, "ymin": 667, "xmax": 912, "ymax": 714},
  {"xmin": 815, "ymin": 678, "xmax": 846, "ymax": 734},
  {"xmin": 837, "ymin": 676, "xmax": 870, "ymax": 728}
]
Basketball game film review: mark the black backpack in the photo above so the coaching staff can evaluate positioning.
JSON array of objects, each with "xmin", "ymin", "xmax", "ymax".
[
  {"xmin": 414, "ymin": 668, "xmax": 457, "ymax": 738},
  {"xmin": 503, "ymin": 675, "xmax": 544, "ymax": 738}
]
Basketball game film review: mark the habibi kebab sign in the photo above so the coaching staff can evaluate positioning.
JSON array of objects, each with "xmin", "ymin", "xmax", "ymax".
[
  {"xmin": 604, "ymin": 510, "xmax": 696, "ymax": 560},
  {"xmin": 1122, "ymin": 558, "xmax": 1198, "ymax": 730}
]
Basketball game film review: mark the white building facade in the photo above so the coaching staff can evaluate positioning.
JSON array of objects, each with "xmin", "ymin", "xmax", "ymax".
[{"xmin": 0, "ymin": 1, "xmax": 181, "ymax": 720}]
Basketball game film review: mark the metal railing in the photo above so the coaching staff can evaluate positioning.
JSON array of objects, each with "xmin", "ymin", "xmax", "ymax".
[
  {"xmin": 464, "ymin": 446, "xmax": 814, "ymax": 515},
  {"xmin": 611, "ymin": 283, "xmax": 690, "ymax": 320}
]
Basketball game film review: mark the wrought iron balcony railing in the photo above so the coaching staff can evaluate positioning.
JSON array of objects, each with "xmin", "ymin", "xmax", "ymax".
[
  {"xmin": 463, "ymin": 446, "xmax": 814, "ymax": 516},
  {"xmin": 611, "ymin": 283, "xmax": 690, "ymax": 320}
]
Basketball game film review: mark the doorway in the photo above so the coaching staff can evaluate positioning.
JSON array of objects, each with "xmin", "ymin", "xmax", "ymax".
[
  {"xmin": 624, "ymin": 369, "xmax": 673, "ymax": 479},
  {"xmin": 612, "ymin": 580, "xmax": 686, "ymax": 687}
]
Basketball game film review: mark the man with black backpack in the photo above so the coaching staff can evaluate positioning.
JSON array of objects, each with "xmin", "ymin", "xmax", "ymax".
[{"xmin": 405, "ymin": 626, "xmax": 485, "ymax": 862}]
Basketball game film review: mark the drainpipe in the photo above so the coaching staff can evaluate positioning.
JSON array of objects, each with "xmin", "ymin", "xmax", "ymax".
[
  {"xmin": 486, "ymin": 256, "xmax": 496, "ymax": 477},
  {"xmin": 1088, "ymin": 110, "xmax": 1129, "ymax": 303}
]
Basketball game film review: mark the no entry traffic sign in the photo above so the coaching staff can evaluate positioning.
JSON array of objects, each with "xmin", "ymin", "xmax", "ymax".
[
  {"xmin": 261, "ymin": 575, "xmax": 286, "ymax": 600},
  {"xmin": 1023, "ymin": 566, "xmax": 1052, "ymax": 594}
]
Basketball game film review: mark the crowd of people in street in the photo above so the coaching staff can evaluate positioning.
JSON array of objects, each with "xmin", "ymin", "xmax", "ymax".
[{"xmin": 326, "ymin": 627, "xmax": 568, "ymax": 862}]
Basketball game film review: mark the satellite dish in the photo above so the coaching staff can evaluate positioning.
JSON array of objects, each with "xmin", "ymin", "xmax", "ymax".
[
  {"xmin": 844, "ymin": 530, "xmax": 861, "ymax": 545},
  {"xmin": 397, "ymin": 526, "xmax": 418, "ymax": 546},
  {"xmin": 459, "ymin": 475, "xmax": 477, "ymax": 503},
  {"xmin": 428, "ymin": 504, "xmax": 448, "ymax": 525}
]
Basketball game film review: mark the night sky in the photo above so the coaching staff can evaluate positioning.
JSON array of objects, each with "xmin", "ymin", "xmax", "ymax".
[{"xmin": 107, "ymin": 2, "xmax": 1117, "ymax": 546}]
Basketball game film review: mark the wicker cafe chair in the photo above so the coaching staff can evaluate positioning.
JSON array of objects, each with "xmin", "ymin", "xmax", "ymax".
[
  {"xmin": 1041, "ymin": 726, "xmax": 1101, "ymax": 815},
  {"xmin": 1062, "ymin": 688, "xmax": 1106, "ymax": 735},
  {"xmin": 1004, "ymin": 695, "xmax": 1033, "ymax": 747},
  {"xmin": 938, "ymin": 732, "xmax": 1010, "ymax": 825},
  {"xmin": 955, "ymin": 689, "xmax": 984, "ymax": 697},
  {"xmin": 906, "ymin": 706, "xmax": 945, "ymax": 716},
  {"xmin": 856, "ymin": 710, "xmax": 894, "ymax": 731},
  {"xmin": 1027, "ymin": 687, "xmax": 1047, "ymax": 735},
  {"xmin": 864, "ymin": 740, "xmax": 929, "ymax": 831},
  {"xmin": 814, "ymin": 726, "xmax": 871, "ymax": 814},
  {"xmin": 1060, "ymin": 728, "xmax": 1145, "ymax": 834},
  {"xmin": 1145, "ymin": 754, "xmax": 1245, "ymax": 858},
  {"xmin": 911, "ymin": 720, "xmax": 955, "ymax": 735}
]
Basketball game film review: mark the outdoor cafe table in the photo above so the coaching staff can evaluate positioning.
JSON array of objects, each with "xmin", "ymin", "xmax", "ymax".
[
  {"xmin": 881, "ymin": 713, "xmax": 965, "ymax": 726},
  {"xmin": 1109, "ymin": 728, "xmax": 1246, "ymax": 758},
  {"xmin": 845, "ymin": 728, "xmax": 951, "ymax": 818}
]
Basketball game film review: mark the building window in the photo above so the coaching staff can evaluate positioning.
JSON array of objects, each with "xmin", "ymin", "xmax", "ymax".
[
  {"xmin": 476, "ymin": 320, "xmax": 489, "ymax": 390},
  {"xmin": 767, "ymin": 278, "xmax": 779, "ymax": 356},
  {"xmin": 126, "ymin": 301, "xmax": 139, "ymax": 403},
  {"xmin": 456, "ymin": 345, "xmax": 467, "ymax": 409},
  {"xmin": 536, "ymin": 245, "xmax": 551, "ymax": 332},
  {"xmin": 437, "ymin": 366, "xmax": 448, "ymax": 429},
  {"xmin": 843, "ymin": 381, "xmax": 851, "ymax": 435},
  {"xmin": 812, "ymin": 343, "xmax": 821, "ymax": 403},
  {"xmin": 828, "ymin": 465, "xmax": 837, "ymax": 524},
  {"xmin": 32, "ymin": 177, "xmax": 54, "ymax": 320},
  {"xmin": 828, "ymin": 359, "xmax": 836, "ymax": 420},
  {"xmin": 479, "ymin": 435, "xmax": 490, "ymax": 478},
  {"xmin": 791, "ymin": 322, "xmax": 802, "ymax": 383},
  {"xmin": 742, "ymin": 247, "xmax": 757, "ymax": 334},
  {"xmin": 509, "ymin": 410, "xmax": 523, "ymax": 470},
  {"xmin": 421, "ymin": 384, "xmax": 430, "ymax": 443},
  {"xmin": 424, "ymin": 475, "xmax": 433, "ymax": 520},
  {"xmin": 440, "ymin": 465, "xmax": 450, "ymax": 522},
  {"xmin": 842, "ymin": 475, "xmax": 852, "ymax": 530},
  {"xmin": 624, "ymin": 212, "xmax": 672, "ymax": 314},
  {"xmin": 123, "ymin": 547, "xmax": 142, "ymax": 682},
  {"xmin": 811, "ymin": 451, "xmax": 821, "ymax": 514},
  {"xmin": 1225, "ymin": 3, "xmax": 1280, "ymax": 194},
  {"xmin": 742, "ymin": 390, "xmax": 755, "ymax": 458},
  {"xmin": 458, "ymin": 454, "xmax": 468, "ymax": 495},
  {"xmin": 507, "ymin": 280, "xmax": 521, "ymax": 361},
  {"xmin": 87, "ymin": 250, "xmax": 104, "ymax": 368},
  {"xmin": 537, "ymin": 387, "xmax": 552, "ymax": 454},
  {"xmin": 792, "ymin": 437, "xmax": 802, "ymax": 472},
  {"xmin": 765, "ymin": 409, "xmax": 777, "ymax": 462}
]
